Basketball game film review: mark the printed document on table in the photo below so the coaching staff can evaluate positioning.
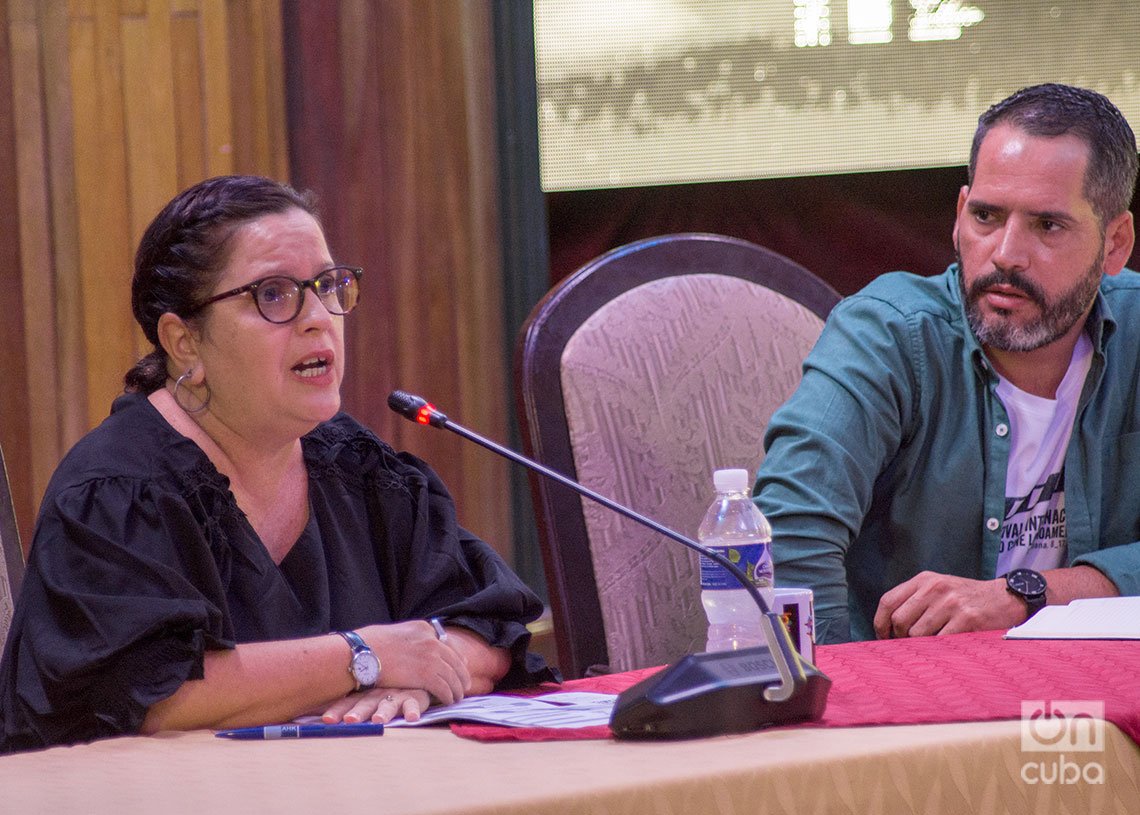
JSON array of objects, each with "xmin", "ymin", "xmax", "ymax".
[
  {"xmin": 384, "ymin": 691, "xmax": 617, "ymax": 729},
  {"xmin": 1005, "ymin": 596, "xmax": 1140, "ymax": 639}
]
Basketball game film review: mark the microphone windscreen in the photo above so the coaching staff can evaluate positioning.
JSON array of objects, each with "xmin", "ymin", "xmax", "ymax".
[{"xmin": 387, "ymin": 390, "xmax": 427, "ymax": 420}]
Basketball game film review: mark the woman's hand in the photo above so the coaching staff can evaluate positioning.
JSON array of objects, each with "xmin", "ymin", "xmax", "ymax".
[
  {"xmin": 142, "ymin": 620, "xmax": 504, "ymax": 734},
  {"xmin": 357, "ymin": 620, "xmax": 471, "ymax": 704},
  {"xmin": 321, "ymin": 687, "xmax": 432, "ymax": 724},
  {"xmin": 433, "ymin": 626, "xmax": 511, "ymax": 695}
]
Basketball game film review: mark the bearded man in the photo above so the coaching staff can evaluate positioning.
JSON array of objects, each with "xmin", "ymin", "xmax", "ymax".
[{"xmin": 756, "ymin": 83, "xmax": 1139, "ymax": 644}]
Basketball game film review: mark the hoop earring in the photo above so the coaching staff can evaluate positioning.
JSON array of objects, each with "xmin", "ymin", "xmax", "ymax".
[{"xmin": 173, "ymin": 369, "xmax": 211, "ymax": 414}]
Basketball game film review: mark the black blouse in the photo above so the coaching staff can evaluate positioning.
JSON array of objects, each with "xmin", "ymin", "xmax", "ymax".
[{"xmin": 0, "ymin": 392, "xmax": 552, "ymax": 753}]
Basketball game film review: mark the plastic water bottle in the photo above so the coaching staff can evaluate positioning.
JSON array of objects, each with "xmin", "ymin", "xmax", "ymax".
[{"xmin": 698, "ymin": 468, "xmax": 774, "ymax": 652}]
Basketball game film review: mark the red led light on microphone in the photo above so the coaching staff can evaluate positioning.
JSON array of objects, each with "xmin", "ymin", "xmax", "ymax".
[{"xmin": 416, "ymin": 404, "xmax": 435, "ymax": 424}]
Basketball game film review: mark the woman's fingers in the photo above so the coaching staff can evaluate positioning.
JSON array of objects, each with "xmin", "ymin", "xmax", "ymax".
[
  {"xmin": 398, "ymin": 692, "xmax": 426, "ymax": 722},
  {"xmin": 323, "ymin": 687, "xmax": 432, "ymax": 724},
  {"xmin": 356, "ymin": 621, "xmax": 471, "ymax": 704},
  {"xmin": 363, "ymin": 689, "xmax": 430, "ymax": 723}
]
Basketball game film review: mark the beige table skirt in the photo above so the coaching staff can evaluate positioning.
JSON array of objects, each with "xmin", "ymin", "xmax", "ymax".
[{"xmin": 2, "ymin": 719, "xmax": 1137, "ymax": 814}]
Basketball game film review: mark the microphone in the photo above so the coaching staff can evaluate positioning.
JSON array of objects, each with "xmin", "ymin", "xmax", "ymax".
[{"xmin": 388, "ymin": 390, "xmax": 830, "ymax": 739}]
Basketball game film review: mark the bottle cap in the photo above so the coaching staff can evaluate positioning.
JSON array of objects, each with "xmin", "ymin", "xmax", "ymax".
[{"xmin": 713, "ymin": 468, "xmax": 750, "ymax": 493}]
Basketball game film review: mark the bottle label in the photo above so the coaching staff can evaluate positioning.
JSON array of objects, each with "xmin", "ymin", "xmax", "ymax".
[{"xmin": 699, "ymin": 543, "xmax": 774, "ymax": 590}]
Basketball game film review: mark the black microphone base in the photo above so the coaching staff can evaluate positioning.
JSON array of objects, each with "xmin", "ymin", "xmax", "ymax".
[{"xmin": 610, "ymin": 646, "xmax": 831, "ymax": 740}]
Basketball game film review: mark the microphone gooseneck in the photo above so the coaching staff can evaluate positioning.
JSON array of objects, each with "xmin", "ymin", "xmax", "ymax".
[
  {"xmin": 386, "ymin": 389, "xmax": 829, "ymax": 738},
  {"xmin": 388, "ymin": 394, "xmax": 770, "ymax": 598}
]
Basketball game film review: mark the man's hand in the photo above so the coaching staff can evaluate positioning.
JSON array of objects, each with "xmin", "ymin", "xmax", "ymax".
[{"xmin": 873, "ymin": 571, "xmax": 1026, "ymax": 639}]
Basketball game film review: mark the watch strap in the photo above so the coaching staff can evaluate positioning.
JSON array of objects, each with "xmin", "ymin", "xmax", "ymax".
[
  {"xmin": 337, "ymin": 630, "xmax": 367, "ymax": 652},
  {"xmin": 1023, "ymin": 591, "xmax": 1047, "ymax": 617},
  {"xmin": 336, "ymin": 630, "xmax": 378, "ymax": 691}
]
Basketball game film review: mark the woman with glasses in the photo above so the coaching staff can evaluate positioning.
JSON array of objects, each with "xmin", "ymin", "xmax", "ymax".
[{"xmin": 0, "ymin": 175, "xmax": 551, "ymax": 753}]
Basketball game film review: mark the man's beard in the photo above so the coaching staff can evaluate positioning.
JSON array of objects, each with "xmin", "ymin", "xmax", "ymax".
[{"xmin": 958, "ymin": 245, "xmax": 1103, "ymax": 353}]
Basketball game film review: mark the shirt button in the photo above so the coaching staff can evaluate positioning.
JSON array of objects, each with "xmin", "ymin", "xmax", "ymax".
[
  {"xmin": 995, "ymin": 423, "xmax": 1009, "ymax": 437},
  {"xmin": 986, "ymin": 517, "xmax": 1000, "ymax": 531}
]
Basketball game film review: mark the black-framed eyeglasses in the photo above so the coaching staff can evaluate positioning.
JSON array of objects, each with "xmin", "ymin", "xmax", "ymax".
[{"xmin": 189, "ymin": 266, "xmax": 363, "ymax": 324}]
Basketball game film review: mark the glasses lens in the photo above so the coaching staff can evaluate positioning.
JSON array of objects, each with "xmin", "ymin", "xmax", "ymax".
[
  {"xmin": 255, "ymin": 277, "xmax": 302, "ymax": 323},
  {"xmin": 316, "ymin": 268, "xmax": 359, "ymax": 315}
]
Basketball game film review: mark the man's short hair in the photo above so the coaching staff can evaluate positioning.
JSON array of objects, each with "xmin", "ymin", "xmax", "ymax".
[{"xmin": 968, "ymin": 83, "xmax": 1138, "ymax": 225}]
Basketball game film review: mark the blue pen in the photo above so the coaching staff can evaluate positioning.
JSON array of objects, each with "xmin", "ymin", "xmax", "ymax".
[{"xmin": 215, "ymin": 722, "xmax": 385, "ymax": 740}]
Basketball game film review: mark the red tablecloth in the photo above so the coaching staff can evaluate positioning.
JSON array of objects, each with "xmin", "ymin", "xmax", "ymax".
[{"xmin": 453, "ymin": 630, "xmax": 1140, "ymax": 742}]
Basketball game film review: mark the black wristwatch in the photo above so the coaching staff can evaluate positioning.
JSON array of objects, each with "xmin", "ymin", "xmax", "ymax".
[
  {"xmin": 1005, "ymin": 568, "xmax": 1048, "ymax": 620},
  {"xmin": 336, "ymin": 630, "xmax": 380, "ymax": 691}
]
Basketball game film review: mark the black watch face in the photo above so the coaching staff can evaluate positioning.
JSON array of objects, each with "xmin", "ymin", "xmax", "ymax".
[{"xmin": 1007, "ymin": 568, "xmax": 1047, "ymax": 597}]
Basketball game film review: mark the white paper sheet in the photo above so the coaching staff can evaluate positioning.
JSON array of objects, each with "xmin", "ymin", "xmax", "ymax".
[
  {"xmin": 1005, "ymin": 596, "xmax": 1140, "ymax": 639},
  {"xmin": 384, "ymin": 691, "xmax": 617, "ymax": 729}
]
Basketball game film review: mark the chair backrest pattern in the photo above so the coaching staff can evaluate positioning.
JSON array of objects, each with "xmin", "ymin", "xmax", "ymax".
[
  {"xmin": 0, "ymin": 445, "xmax": 25, "ymax": 650},
  {"xmin": 516, "ymin": 233, "xmax": 840, "ymax": 678},
  {"xmin": 561, "ymin": 274, "xmax": 827, "ymax": 671}
]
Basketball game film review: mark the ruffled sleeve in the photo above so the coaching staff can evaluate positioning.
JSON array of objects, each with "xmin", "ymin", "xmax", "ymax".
[{"xmin": 0, "ymin": 471, "xmax": 235, "ymax": 752}]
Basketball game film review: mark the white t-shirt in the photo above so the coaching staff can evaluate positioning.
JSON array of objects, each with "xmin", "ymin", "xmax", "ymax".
[{"xmin": 994, "ymin": 333, "xmax": 1093, "ymax": 576}]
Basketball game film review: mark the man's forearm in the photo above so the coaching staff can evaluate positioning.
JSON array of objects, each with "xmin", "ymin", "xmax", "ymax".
[{"xmin": 1042, "ymin": 564, "xmax": 1120, "ymax": 606}]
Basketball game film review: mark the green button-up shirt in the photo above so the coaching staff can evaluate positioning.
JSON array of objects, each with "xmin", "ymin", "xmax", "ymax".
[{"xmin": 756, "ymin": 264, "xmax": 1140, "ymax": 644}]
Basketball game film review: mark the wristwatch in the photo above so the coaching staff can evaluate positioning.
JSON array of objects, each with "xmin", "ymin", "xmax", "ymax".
[
  {"xmin": 336, "ymin": 630, "xmax": 380, "ymax": 691},
  {"xmin": 1005, "ymin": 568, "xmax": 1048, "ymax": 620}
]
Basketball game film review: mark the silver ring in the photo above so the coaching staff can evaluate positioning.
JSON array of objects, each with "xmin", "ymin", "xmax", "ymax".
[
  {"xmin": 385, "ymin": 695, "xmax": 394, "ymax": 702},
  {"xmin": 429, "ymin": 617, "xmax": 448, "ymax": 641}
]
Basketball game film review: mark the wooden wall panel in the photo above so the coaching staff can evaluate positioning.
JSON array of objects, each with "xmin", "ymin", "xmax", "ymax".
[
  {"xmin": 451, "ymin": 2, "xmax": 512, "ymax": 560},
  {"xmin": 122, "ymin": 0, "xmax": 180, "ymax": 239},
  {"xmin": 284, "ymin": 1, "xmax": 515, "ymax": 561},
  {"xmin": 41, "ymin": 1, "xmax": 85, "ymax": 455},
  {"xmin": 199, "ymin": 1, "xmax": 234, "ymax": 179},
  {"xmin": 228, "ymin": 0, "xmax": 287, "ymax": 180},
  {"xmin": 1, "ymin": 0, "xmax": 288, "ymax": 550},
  {"xmin": 71, "ymin": 3, "xmax": 146, "ymax": 402},
  {"xmin": 0, "ymin": 0, "xmax": 32, "ymax": 553},
  {"xmin": 6, "ymin": 0, "xmax": 59, "ymax": 532},
  {"xmin": 171, "ymin": 11, "xmax": 208, "ymax": 186}
]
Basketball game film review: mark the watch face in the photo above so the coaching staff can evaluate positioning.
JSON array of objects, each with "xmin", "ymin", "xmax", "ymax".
[
  {"xmin": 1007, "ymin": 568, "xmax": 1047, "ymax": 597},
  {"xmin": 352, "ymin": 651, "xmax": 380, "ymax": 687}
]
